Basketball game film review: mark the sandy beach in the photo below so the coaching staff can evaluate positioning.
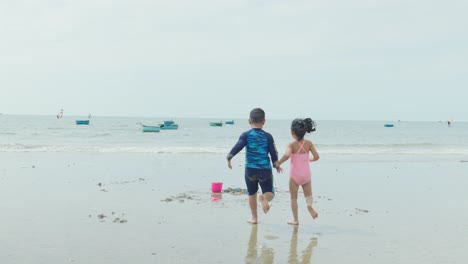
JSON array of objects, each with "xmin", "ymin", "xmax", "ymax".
[{"xmin": 1, "ymin": 152, "xmax": 467, "ymax": 263}]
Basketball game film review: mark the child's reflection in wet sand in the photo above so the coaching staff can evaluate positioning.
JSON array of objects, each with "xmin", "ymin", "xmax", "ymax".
[
  {"xmin": 245, "ymin": 225, "xmax": 317, "ymax": 264},
  {"xmin": 245, "ymin": 225, "xmax": 274, "ymax": 264},
  {"xmin": 288, "ymin": 226, "xmax": 318, "ymax": 264}
]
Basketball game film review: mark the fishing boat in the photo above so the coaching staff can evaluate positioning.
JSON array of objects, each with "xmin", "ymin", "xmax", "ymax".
[
  {"xmin": 76, "ymin": 120, "xmax": 90, "ymax": 125},
  {"xmin": 384, "ymin": 123, "xmax": 394, "ymax": 128},
  {"xmin": 225, "ymin": 120, "xmax": 234, "ymax": 125},
  {"xmin": 159, "ymin": 120, "xmax": 179, "ymax": 130},
  {"xmin": 210, "ymin": 121, "xmax": 223, "ymax": 127},
  {"xmin": 142, "ymin": 125, "xmax": 161, "ymax": 132}
]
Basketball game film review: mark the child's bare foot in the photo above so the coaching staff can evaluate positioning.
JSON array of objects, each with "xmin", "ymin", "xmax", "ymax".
[
  {"xmin": 287, "ymin": 220, "xmax": 299, "ymax": 225},
  {"xmin": 307, "ymin": 205, "xmax": 318, "ymax": 219},
  {"xmin": 247, "ymin": 219, "xmax": 258, "ymax": 224},
  {"xmin": 259, "ymin": 194, "xmax": 270, "ymax": 213}
]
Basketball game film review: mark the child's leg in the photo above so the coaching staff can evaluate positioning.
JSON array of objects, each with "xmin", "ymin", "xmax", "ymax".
[
  {"xmin": 245, "ymin": 170, "xmax": 260, "ymax": 224},
  {"xmin": 248, "ymin": 193, "xmax": 258, "ymax": 224},
  {"xmin": 288, "ymin": 178, "xmax": 300, "ymax": 225},
  {"xmin": 259, "ymin": 192, "xmax": 273, "ymax": 213},
  {"xmin": 258, "ymin": 170, "xmax": 274, "ymax": 214},
  {"xmin": 302, "ymin": 182, "xmax": 318, "ymax": 219}
]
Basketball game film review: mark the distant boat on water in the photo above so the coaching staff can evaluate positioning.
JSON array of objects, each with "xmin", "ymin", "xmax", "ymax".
[
  {"xmin": 384, "ymin": 123, "xmax": 394, "ymax": 128},
  {"xmin": 159, "ymin": 120, "xmax": 179, "ymax": 130},
  {"xmin": 225, "ymin": 120, "xmax": 234, "ymax": 125},
  {"xmin": 76, "ymin": 120, "xmax": 90, "ymax": 125},
  {"xmin": 142, "ymin": 125, "xmax": 161, "ymax": 132},
  {"xmin": 210, "ymin": 121, "xmax": 223, "ymax": 127}
]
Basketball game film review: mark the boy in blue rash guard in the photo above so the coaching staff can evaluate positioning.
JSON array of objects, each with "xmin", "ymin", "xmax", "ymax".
[{"xmin": 227, "ymin": 108, "xmax": 280, "ymax": 224}]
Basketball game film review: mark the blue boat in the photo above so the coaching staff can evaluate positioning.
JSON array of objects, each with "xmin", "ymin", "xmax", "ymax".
[
  {"xmin": 225, "ymin": 120, "xmax": 234, "ymax": 125},
  {"xmin": 76, "ymin": 120, "xmax": 90, "ymax": 125},
  {"xmin": 142, "ymin": 125, "xmax": 161, "ymax": 132},
  {"xmin": 384, "ymin": 124, "xmax": 394, "ymax": 128},
  {"xmin": 159, "ymin": 120, "xmax": 179, "ymax": 130}
]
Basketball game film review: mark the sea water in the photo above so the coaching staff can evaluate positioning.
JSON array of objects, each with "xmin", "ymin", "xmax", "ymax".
[{"xmin": 0, "ymin": 115, "xmax": 467, "ymax": 156}]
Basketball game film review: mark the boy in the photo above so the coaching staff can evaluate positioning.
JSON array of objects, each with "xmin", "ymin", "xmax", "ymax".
[{"xmin": 227, "ymin": 108, "xmax": 280, "ymax": 224}]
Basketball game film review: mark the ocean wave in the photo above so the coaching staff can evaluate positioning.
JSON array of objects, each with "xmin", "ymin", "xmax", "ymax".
[
  {"xmin": 92, "ymin": 133, "xmax": 112, "ymax": 137},
  {"xmin": 0, "ymin": 144, "xmax": 228, "ymax": 154},
  {"xmin": 318, "ymin": 143, "xmax": 468, "ymax": 155},
  {"xmin": 1, "ymin": 143, "xmax": 467, "ymax": 155},
  {"xmin": 0, "ymin": 132, "xmax": 17, "ymax": 135}
]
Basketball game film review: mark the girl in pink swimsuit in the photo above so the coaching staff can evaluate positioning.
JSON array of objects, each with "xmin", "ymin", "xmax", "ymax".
[{"xmin": 276, "ymin": 118, "xmax": 320, "ymax": 225}]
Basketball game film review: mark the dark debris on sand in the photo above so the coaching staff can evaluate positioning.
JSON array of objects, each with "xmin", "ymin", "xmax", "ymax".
[
  {"xmin": 161, "ymin": 193, "xmax": 194, "ymax": 203},
  {"xmin": 223, "ymin": 187, "xmax": 247, "ymax": 195},
  {"xmin": 97, "ymin": 214, "xmax": 106, "ymax": 219},
  {"xmin": 161, "ymin": 188, "xmax": 248, "ymax": 203},
  {"xmin": 355, "ymin": 208, "xmax": 370, "ymax": 214},
  {"xmin": 113, "ymin": 217, "xmax": 128, "ymax": 223},
  {"xmin": 94, "ymin": 212, "xmax": 127, "ymax": 223}
]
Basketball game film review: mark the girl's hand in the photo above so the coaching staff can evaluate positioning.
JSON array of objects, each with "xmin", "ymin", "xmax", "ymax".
[
  {"xmin": 227, "ymin": 160, "xmax": 232, "ymax": 169},
  {"xmin": 274, "ymin": 161, "xmax": 283, "ymax": 173},
  {"xmin": 276, "ymin": 166, "xmax": 283, "ymax": 173}
]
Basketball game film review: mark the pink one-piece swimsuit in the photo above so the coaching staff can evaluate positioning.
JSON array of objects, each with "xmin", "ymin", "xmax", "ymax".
[{"xmin": 290, "ymin": 140, "xmax": 311, "ymax": 186}]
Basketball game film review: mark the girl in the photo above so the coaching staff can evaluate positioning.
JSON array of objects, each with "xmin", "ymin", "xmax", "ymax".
[{"xmin": 276, "ymin": 118, "xmax": 320, "ymax": 225}]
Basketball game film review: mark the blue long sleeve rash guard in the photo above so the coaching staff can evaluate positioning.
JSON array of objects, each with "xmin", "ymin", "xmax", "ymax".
[{"xmin": 227, "ymin": 128, "xmax": 278, "ymax": 169}]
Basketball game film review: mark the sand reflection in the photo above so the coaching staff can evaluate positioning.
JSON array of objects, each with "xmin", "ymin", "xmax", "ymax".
[
  {"xmin": 245, "ymin": 225, "xmax": 317, "ymax": 264},
  {"xmin": 211, "ymin": 192, "xmax": 222, "ymax": 202},
  {"xmin": 288, "ymin": 226, "xmax": 318, "ymax": 264},
  {"xmin": 245, "ymin": 225, "xmax": 274, "ymax": 264}
]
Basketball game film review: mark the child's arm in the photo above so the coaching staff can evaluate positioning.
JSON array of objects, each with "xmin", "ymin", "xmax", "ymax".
[
  {"xmin": 267, "ymin": 134, "xmax": 281, "ymax": 172},
  {"xmin": 226, "ymin": 132, "xmax": 248, "ymax": 169},
  {"xmin": 276, "ymin": 143, "xmax": 292, "ymax": 168},
  {"xmin": 309, "ymin": 141, "xmax": 320, "ymax": 162},
  {"xmin": 268, "ymin": 136, "xmax": 279, "ymax": 164}
]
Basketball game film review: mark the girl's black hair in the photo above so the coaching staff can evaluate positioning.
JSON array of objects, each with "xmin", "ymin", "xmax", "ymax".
[{"xmin": 291, "ymin": 118, "xmax": 316, "ymax": 140}]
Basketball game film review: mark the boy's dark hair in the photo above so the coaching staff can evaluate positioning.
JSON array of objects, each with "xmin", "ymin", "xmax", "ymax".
[
  {"xmin": 249, "ymin": 108, "xmax": 265, "ymax": 123},
  {"xmin": 291, "ymin": 118, "xmax": 316, "ymax": 140}
]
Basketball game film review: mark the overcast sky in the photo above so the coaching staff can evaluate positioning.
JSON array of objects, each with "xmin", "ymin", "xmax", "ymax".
[{"xmin": 1, "ymin": 0, "xmax": 467, "ymax": 121}]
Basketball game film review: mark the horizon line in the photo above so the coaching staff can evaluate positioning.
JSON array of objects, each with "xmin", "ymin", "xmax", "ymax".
[{"xmin": 0, "ymin": 113, "xmax": 464, "ymax": 123}]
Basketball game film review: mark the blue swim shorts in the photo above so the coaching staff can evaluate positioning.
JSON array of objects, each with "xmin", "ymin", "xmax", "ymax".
[{"xmin": 244, "ymin": 168, "xmax": 274, "ymax": 196}]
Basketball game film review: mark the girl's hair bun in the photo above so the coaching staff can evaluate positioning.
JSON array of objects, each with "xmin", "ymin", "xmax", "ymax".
[{"xmin": 303, "ymin": 118, "xmax": 316, "ymax": 133}]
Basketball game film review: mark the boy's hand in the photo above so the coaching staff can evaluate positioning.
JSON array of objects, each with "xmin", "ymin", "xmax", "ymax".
[
  {"xmin": 273, "ymin": 161, "xmax": 283, "ymax": 173},
  {"xmin": 273, "ymin": 161, "xmax": 279, "ymax": 168},
  {"xmin": 227, "ymin": 160, "xmax": 232, "ymax": 169}
]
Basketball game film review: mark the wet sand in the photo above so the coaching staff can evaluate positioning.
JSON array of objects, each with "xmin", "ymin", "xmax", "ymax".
[{"xmin": 0, "ymin": 152, "xmax": 467, "ymax": 263}]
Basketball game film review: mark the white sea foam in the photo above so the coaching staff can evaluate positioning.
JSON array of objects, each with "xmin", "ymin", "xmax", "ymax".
[{"xmin": 1, "ymin": 143, "xmax": 467, "ymax": 155}]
